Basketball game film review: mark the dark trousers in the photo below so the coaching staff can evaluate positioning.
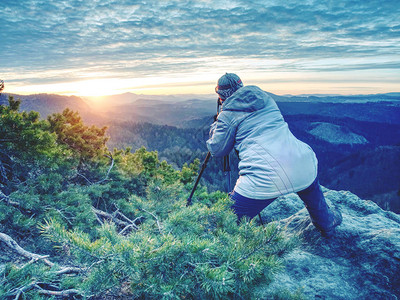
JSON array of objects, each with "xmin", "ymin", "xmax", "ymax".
[{"xmin": 230, "ymin": 177, "xmax": 334, "ymax": 231}]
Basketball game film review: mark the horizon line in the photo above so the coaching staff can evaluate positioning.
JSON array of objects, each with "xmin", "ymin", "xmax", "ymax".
[{"xmin": 2, "ymin": 90, "xmax": 400, "ymax": 99}]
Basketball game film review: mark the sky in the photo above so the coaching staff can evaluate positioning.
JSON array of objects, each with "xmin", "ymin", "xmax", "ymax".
[{"xmin": 1, "ymin": 0, "xmax": 400, "ymax": 97}]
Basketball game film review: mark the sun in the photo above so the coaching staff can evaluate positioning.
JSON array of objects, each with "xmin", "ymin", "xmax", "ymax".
[{"xmin": 72, "ymin": 78, "xmax": 128, "ymax": 97}]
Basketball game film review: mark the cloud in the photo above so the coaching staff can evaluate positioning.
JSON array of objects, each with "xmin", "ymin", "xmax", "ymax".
[{"xmin": 1, "ymin": 0, "xmax": 399, "ymax": 90}]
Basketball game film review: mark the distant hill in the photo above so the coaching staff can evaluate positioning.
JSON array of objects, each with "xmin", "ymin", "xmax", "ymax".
[
  {"xmin": 0, "ymin": 93, "xmax": 90, "ymax": 117},
  {"xmin": 83, "ymin": 92, "xmax": 214, "ymax": 107},
  {"xmin": 269, "ymin": 92, "xmax": 400, "ymax": 103},
  {"xmin": 2, "ymin": 91, "xmax": 399, "ymax": 126},
  {"xmin": 307, "ymin": 122, "xmax": 369, "ymax": 145},
  {"xmin": 90, "ymin": 93, "xmax": 400, "ymax": 126},
  {"xmin": 90, "ymin": 98, "xmax": 216, "ymax": 127},
  {"xmin": 276, "ymin": 101, "xmax": 400, "ymax": 124}
]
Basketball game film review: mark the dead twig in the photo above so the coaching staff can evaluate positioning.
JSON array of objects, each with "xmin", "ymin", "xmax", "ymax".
[
  {"xmin": 76, "ymin": 172, "xmax": 93, "ymax": 184},
  {"xmin": 96, "ymin": 153, "xmax": 114, "ymax": 184},
  {"xmin": 7, "ymin": 282, "xmax": 82, "ymax": 298},
  {"xmin": 76, "ymin": 152, "xmax": 115, "ymax": 185},
  {"xmin": 92, "ymin": 207, "xmax": 140, "ymax": 233},
  {"xmin": 55, "ymin": 266, "xmax": 87, "ymax": 275},
  {"xmin": 0, "ymin": 190, "xmax": 21, "ymax": 208},
  {"xmin": 141, "ymin": 208, "xmax": 163, "ymax": 234},
  {"xmin": 9, "ymin": 281, "xmax": 37, "ymax": 299},
  {"xmin": 119, "ymin": 224, "xmax": 137, "ymax": 235},
  {"xmin": 92, "ymin": 207, "xmax": 130, "ymax": 227},
  {"xmin": 37, "ymin": 287, "xmax": 81, "ymax": 296}
]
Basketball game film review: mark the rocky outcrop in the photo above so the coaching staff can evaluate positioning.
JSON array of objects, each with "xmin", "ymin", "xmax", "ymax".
[{"xmin": 262, "ymin": 188, "xmax": 400, "ymax": 299}]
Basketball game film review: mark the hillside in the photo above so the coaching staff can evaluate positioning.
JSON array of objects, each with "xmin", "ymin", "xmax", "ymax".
[
  {"xmin": 308, "ymin": 122, "xmax": 368, "ymax": 145},
  {"xmin": 323, "ymin": 146, "xmax": 400, "ymax": 213},
  {"xmin": 276, "ymin": 101, "xmax": 400, "ymax": 125},
  {"xmin": 90, "ymin": 98, "xmax": 217, "ymax": 127},
  {"xmin": 0, "ymin": 93, "xmax": 90, "ymax": 118}
]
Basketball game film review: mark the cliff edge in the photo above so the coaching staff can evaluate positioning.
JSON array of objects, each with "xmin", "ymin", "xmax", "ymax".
[{"xmin": 262, "ymin": 188, "xmax": 400, "ymax": 299}]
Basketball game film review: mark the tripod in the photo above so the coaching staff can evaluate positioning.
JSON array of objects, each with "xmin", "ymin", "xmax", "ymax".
[
  {"xmin": 186, "ymin": 151, "xmax": 232, "ymax": 207},
  {"xmin": 186, "ymin": 98, "xmax": 228, "ymax": 206}
]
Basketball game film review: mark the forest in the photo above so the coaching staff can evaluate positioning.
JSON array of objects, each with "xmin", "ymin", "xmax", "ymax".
[
  {"xmin": 0, "ymin": 97, "xmax": 297, "ymax": 299},
  {"xmin": 104, "ymin": 112, "xmax": 400, "ymax": 213}
]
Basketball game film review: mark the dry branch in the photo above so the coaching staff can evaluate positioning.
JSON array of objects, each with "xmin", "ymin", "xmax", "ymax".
[
  {"xmin": 0, "ymin": 232, "xmax": 54, "ymax": 268},
  {"xmin": 7, "ymin": 282, "xmax": 82, "ymax": 298},
  {"xmin": 0, "ymin": 190, "xmax": 21, "ymax": 208},
  {"xmin": 96, "ymin": 153, "xmax": 115, "ymax": 184},
  {"xmin": 0, "ymin": 232, "xmax": 87, "ymax": 275},
  {"xmin": 141, "ymin": 208, "xmax": 163, "ymax": 234},
  {"xmin": 76, "ymin": 152, "xmax": 115, "ymax": 185},
  {"xmin": 92, "ymin": 207, "xmax": 130, "ymax": 227},
  {"xmin": 37, "ymin": 288, "xmax": 81, "ymax": 297},
  {"xmin": 92, "ymin": 206, "xmax": 139, "ymax": 234}
]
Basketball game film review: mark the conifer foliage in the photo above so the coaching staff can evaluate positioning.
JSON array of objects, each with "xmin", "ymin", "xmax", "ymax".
[{"xmin": 0, "ymin": 96, "xmax": 293, "ymax": 299}]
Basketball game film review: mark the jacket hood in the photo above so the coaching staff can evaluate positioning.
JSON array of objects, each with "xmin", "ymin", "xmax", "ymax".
[{"xmin": 222, "ymin": 85, "xmax": 268, "ymax": 112}]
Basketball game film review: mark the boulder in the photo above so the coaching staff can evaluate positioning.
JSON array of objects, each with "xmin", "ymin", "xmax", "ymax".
[{"xmin": 262, "ymin": 188, "xmax": 400, "ymax": 299}]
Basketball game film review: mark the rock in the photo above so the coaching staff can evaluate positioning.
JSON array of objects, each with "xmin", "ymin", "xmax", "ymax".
[{"xmin": 261, "ymin": 188, "xmax": 400, "ymax": 299}]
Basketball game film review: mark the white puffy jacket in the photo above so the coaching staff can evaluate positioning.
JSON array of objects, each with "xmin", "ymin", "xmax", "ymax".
[{"xmin": 206, "ymin": 85, "xmax": 318, "ymax": 199}]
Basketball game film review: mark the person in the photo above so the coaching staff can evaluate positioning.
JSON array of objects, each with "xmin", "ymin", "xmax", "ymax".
[{"xmin": 206, "ymin": 73, "xmax": 342, "ymax": 237}]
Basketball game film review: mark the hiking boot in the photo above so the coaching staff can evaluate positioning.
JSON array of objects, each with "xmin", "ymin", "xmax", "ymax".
[{"xmin": 319, "ymin": 207, "xmax": 342, "ymax": 238}]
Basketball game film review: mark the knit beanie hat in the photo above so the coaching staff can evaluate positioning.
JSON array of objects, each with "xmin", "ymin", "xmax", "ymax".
[{"xmin": 215, "ymin": 73, "xmax": 243, "ymax": 100}]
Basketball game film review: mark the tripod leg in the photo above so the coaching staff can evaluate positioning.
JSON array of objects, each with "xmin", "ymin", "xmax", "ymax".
[
  {"xmin": 223, "ymin": 154, "xmax": 232, "ymax": 192},
  {"xmin": 258, "ymin": 213, "xmax": 265, "ymax": 228},
  {"xmin": 187, "ymin": 152, "xmax": 212, "ymax": 206}
]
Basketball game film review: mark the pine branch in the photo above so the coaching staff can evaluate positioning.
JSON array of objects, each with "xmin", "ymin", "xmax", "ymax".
[
  {"xmin": 0, "ymin": 190, "xmax": 36, "ymax": 217},
  {"xmin": 238, "ymin": 225, "xmax": 280, "ymax": 262}
]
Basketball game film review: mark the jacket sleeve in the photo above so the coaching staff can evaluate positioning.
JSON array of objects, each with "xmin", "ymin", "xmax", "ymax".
[{"xmin": 206, "ymin": 113, "xmax": 236, "ymax": 157}]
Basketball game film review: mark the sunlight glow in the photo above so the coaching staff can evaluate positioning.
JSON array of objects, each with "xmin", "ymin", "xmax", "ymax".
[{"xmin": 4, "ymin": 56, "xmax": 400, "ymax": 97}]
